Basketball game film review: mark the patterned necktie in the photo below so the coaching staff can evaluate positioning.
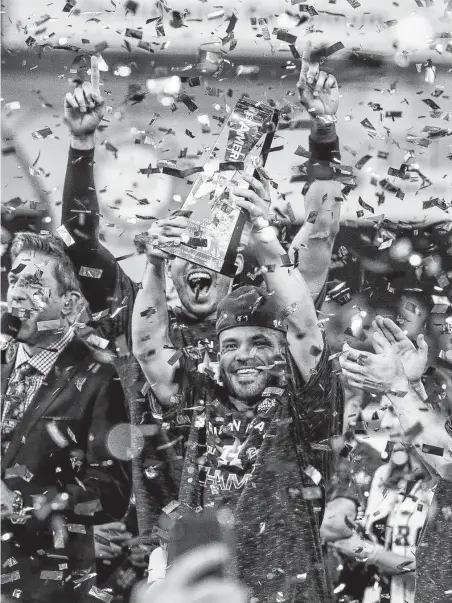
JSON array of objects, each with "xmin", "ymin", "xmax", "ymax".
[{"xmin": 1, "ymin": 361, "xmax": 37, "ymax": 455}]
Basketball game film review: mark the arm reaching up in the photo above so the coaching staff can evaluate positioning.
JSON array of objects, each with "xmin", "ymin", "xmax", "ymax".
[
  {"xmin": 61, "ymin": 68, "xmax": 126, "ymax": 315},
  {"xmin": 288, "ymin": 180, "xmax": 341, "ymax": 301},
  {"xmin": 132, "ymin": 217, "xmax": 189, "ymax": 406},
  {"xmin": 61, "ymin": 59, "xmax": 173, "ymax": 335},
  {"xmin": 233, "ymin": 174, "xmax": 324, "ymax": 382},
  {"xmin": 290, "ymin": 51, "xmax": 342, "ymax": 301}
]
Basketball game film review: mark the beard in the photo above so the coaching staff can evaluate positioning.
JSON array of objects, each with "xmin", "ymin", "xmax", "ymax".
[{"xmin": 219, "ymin": 364, "xmax": 284, "ymax": 405}]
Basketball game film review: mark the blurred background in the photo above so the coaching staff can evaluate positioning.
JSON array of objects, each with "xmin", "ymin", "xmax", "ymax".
[{"xmin": 2, "ymin": 0, "xmax": 451, "ymax": 359}]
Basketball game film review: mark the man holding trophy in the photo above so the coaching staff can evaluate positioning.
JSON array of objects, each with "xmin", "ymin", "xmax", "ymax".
[{"xmin": 132, "ymin": 50, "xmax": 352, "ymax": 603}]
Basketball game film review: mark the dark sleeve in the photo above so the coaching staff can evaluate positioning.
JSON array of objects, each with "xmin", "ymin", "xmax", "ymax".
[
  {"xmin": 61, "ymin": 146, "xmax": 133, "ymax": 317},
  {"xmin": 288, "ymin": 334, "xmax": 344, "ymax": 485},
  {"xmin": 21, "ymin": 372, "xmax": 131, "ymax": 526}
]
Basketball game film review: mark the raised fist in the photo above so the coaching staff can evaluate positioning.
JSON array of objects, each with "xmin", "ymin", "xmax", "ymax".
[{"xmin": 64, "ymin": 56, "xmax": 105, "ymax": 138}]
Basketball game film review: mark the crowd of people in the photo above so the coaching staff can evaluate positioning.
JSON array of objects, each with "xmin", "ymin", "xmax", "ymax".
[{"xmin": 1, "ymin": 46, "xmax": 451, "ymax": 603}]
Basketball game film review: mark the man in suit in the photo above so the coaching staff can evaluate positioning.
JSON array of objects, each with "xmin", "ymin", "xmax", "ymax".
[{"xmin": 1, "ymin": 232, "xmax": 131, "ymax": 603}]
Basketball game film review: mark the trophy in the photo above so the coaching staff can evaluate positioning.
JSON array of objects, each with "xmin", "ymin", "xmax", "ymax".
[{"xmin": 158, "ymin": 97, "xmax": 279, "ymax": 276}]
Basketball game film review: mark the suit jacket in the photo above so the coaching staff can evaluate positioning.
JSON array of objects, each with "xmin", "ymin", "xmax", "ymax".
[{"xmin": 1, "ymin": 337, "xmax": 131, "ymax": 603}]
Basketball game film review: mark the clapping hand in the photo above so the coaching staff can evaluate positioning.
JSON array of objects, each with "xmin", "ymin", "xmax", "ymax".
[
  {"xmin": 339, "ymin": 316, "xmax": 429, "ymax": 393},
  {"xmin": 372, "ymin": 316, "xmax": 428, "ymax": 384}
]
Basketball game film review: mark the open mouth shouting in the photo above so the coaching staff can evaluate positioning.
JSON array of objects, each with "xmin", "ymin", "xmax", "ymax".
[{"xmin": 186, "ymin": 269, "xmax": 214, "ymax": 301}]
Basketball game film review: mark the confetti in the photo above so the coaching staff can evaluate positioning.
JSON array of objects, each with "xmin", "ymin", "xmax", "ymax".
[
  {"xmin": 89, "ymin": 586, "xmax": 114, "ymax": 603},
  {"xmin": 167, "ymin": 349, "xmax": 184, "ymax": 365},
  {"xmin": 55, "ymin": 225, "xmax": 75, "ymax": 247},
  {"xmin": 40, "ymin": 571, "xmax": 64, "ymax": 581},
  {"xmin": 276, "ymin": 30, "xmax": 297, "ymax": 45},
  {"xmin": 358, "ymin": 197, "xmax": 375, "ymax": 214},
  {"xmin": 311, "ymin": 42, "xmax": 345, "ymax": 62},
  {"xmin": 32, "ymin": 127, "xmax": 53, "ymax": 140},
  {"xmin": 304, "ymin": 465, "xmax": 322, "ymax": 485},
  {"xmin": 421, "ymin": 444, "xmax": 444, "ymax": 456},
  {"xmin": 179, "ymin": 93, "xmax": 198, "ymax": 112},
  {"xmin": 280, "ymin": 302, "xmax": 299, "ymax": 320},
  {"xmin": 163, "ymin": 500, "xmax": 181, "ymax": 515},
  {"xmin": 4, "ymin": 466, "xmax": 34, "ymax": 482},
  {"xmin": 301, "ymin": 486, "xmax": 323, "ymax": 500},
  {"xmin": 37, "ymin": 319, "xmax": 61, "ymax": 331},
  {"xmin": 74, "ymin": 499, "xmax": 102, "ymax": 516},
  {"xmin": 360, "ymin": 118, "xmax": 377, "ymax": 137},
  {"xmin": 125, "ymin": 28, "xmax": 143, "ymax": 40},
  {"xmin": 1, "ymin": 571, "xmax": 21, "ymax": 584},
  {"xmin": 67, "ymin": 524, "xmax": 87, "ymax": 534},
  {"xmin": 79, "ymin": 266, "xmax": 103, "ymax": 279},
  {"xmin": 355, "ymin": 155, "xmax": 372, "ymax": 170}
]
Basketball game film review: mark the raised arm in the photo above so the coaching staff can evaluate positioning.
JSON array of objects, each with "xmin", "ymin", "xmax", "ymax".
[
  {"xmin": 288, "ymin": 180, "xmax": 341, "ymax": 300},
  {"xmin": 61, "ymin": 69, "xmax": 124, "ymax": 315},
  {"xmin": 233, "ymin": 173, "xmax": 324, "ymax": 382},
  {"xmin": 288, "ymin": 49, "xmax": 342, "ymax": 300},
  {"xmin": 131, "ymin": 217, "xmax": 189, "ymax": 406}
]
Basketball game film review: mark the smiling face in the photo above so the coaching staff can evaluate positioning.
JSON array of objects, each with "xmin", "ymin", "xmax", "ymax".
[
  {"xmin": 169, "ymin": 258, "xmax": 234, "ymax": 320},
  {"xmin": 7, "ymin": 251, "xmax": 68, "ymax": 344},
  {"xmin": 218, "ymin": 326, "xmax": 286, "ymax": 403}
]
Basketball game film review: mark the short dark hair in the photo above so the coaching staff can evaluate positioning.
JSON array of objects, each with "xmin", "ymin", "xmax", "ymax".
[{"xmin": 10, "ymin": 232, "xmax": 82, "ymax": 296}]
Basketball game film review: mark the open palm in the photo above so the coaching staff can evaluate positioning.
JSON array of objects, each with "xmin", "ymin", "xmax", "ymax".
[{"xmin": 372, "ymin": 316, "xmax": 428, "ymax": 383}]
